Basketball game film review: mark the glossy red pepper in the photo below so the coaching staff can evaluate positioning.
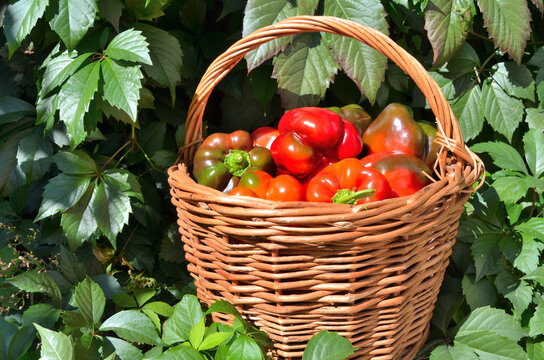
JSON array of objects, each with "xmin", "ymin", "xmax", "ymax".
[
  {"xmin": 252, "ymin": 126, "xmax": 279, "ymax": 149},
  {"xmin": 192, "ymin": 130, "xmax": 276, "ymax": 191},
  {"xmin": 230, "ymin": 171, "xmax": 305, "ymax": 201},
  {"xmin": 270, "ymin": 107, "xmax": 363, "ymax": 179},
  {"xmin": 329, "ymin": 104, "xmax": 373, "ymax": 137},
  {"xmin": 362, "ymin": 103, "xmax": 426, "ymax": 159},
  {"xmin": 371, "ymin": 154, "xmax": 432, "ymax": 197},
  {"xmin": 306, "ymin": 158, "xmax": 392, "ymax": 205}
]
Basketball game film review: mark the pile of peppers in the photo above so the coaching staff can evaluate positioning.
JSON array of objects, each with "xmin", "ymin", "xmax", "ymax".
[{"xmin": 192, "ymin": 102, "xmax": 439, "ymax": 203}]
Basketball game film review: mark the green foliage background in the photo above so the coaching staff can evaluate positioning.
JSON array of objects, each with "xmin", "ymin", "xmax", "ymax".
[{"xmin": 1, "ymin": 0, "xmax": 544, "ymax": 359}]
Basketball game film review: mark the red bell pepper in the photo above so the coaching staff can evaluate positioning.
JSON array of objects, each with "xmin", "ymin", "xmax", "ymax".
[
  {"xmin": 270, "ymin": 107, "xmax": 363, "ymax": 179},
  {"xmin": 306, "ymin": 158, "xmax": 393, "ymax": 205},
  {"xmin": 251, "ymin": 126, "xmax": 279, "ymax": 149},
  {"xmin": 371, "ymin": 153, "xmax": 432, "ymax": 197},
  {"xmin": 230, "ymin": 170, "xmax": 305, "ymax": 202}
]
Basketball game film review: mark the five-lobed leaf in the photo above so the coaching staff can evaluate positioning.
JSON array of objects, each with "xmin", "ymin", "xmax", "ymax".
[
  {"xmin": 478, "ymin": 0, "xmax": 531, "ymax": 64},
  {"xmin": 49, "ymin": 0, "xmax": 99, "ymax": 51},
  {"xmin": 101, "ymin": 57, "xmax": 143, "ymax": 122},
  {"xmin": 492, "ymin": 62, "xmax": 536, "ymax": 101},
  {"xmin": 3, "ymin": 0, "xmax": 49, "ymax": 57},
  {"xmin": 105, "ymin": 29, "xmax": 152, "ymax": 65},
  {"xmin": 424, "ymin": 0, "xmax": 475, "ymax": 65},
  {"xmin": 323, "ymin": 0, "xmax": 389, "ymax": 105},
  {"xmin": 450, "ymin": 86, "xmax": 483, "ymax": 142},
  {"xmin": 272, "ymin": 33, "xmax": 338, "ymax": 109}
]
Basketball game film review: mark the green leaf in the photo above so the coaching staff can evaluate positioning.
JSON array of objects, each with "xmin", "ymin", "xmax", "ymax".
[
  {"xmin": 526, "ymin": 107, "xmax": 544, "ymax": 131},
  {"xmin": 49, "ymin": 0, "xmax": 99, "ymax": 51},
  {"xmin": 424, "ymin": 0, "xmax": 474, "ymax": 65},
  {"xmin": 142, "ymin": 301, "xmax": 174, "ymax": 317},
  {"xmin": 92, "ymin": 174, "xmax": 132, "ymax": 247},
  {"xmin": 101, "ymin": 57, "xmax": 143, "ymax": 122},
  {"xmin": 249, "ymin": 66, "xmax": 278, "ymax": 111},
  {"xmin": 516, "ymin": 218, "xmax": 544, "ymax": 240},
  {"xmin": 3, "ymin": 0, "xmax": 49, "ymax": 57},
  {"xmin": 0, "ymin": 130, "xmax": 28, "ymax": 198},
  {"xmin": 527, "ymin": 341, "xmax": 544, "ymax": 360},
  {"xmin": 302, "ymin": 330, "xmax": 355, "ymax": 360},
  {"xmin": 8, "ymin": 325, "xmax": 37, "ymax": 360},
  {"xmin": 16, "ymin": 125, "xmax": 53, "ymax": 184},
  {"xmin": 226, "ymin": 335, "xmax": 264, "ymax": 360},
  {"xmin": 529, "ymin": 303, "xmax": 544, "ymax": 337},
  {"xmin": 198, "ymin": 331, "xmax": 233, "ymax": 351},
  {"xmin": 36, "ymin": 94, "xmax": 59, "ymax": 129},
  {"xmin": 492, "ymin": 62, "xmax": 535, "ymax": 101},
  {"xmin": 477, "ymin": 0, "xmax": 531, "ymax": 64},
  {"xmin": 62, "ymin": 311, "xmax": 88, "ymax": 330},
  {"xmin": 58, "ymin": 61, "xmax": 101, "ymax": 149},
  {"xmin": 430, "ymin": 344, "xmax": 478, "ymax": 360},
  {"xmin": 513, "ymin": 234, "xmax": 540, "ymax": 274},
  {"xmin": 105, "ymin": 337, "xmax": 143, "ymax": 360},
  {"xmin": 0, "ymin": 317, "xmax": 16, "ymax": 360},
  {"xmin": 36, "ymin": 175, "xmax": 92, "ymax": 221},
  {"xmin": 0, "ymin": 96, "xmax": 35, "ymax": 125},
  {"xmin": 113, "ymin": 293, "xmax": 138, "ymax": 308},
  {"xmin": 40, "ymin": 52, "xmax": 93, "ymax": 97},
  {"xmin": 97, "ymin": 0, "xmax": 124, "ymax": 32},
  {"xmin": 323, "ymin": 0, "xmax": 388, "ymax": 105},
  {"xmin": 135, "ymin": 24, "xmax": 183, "ymax": 104},
  {"xmin": 524, "ymin": 129, "xmax": 544, "ymax": 177},
  {"xmin": 471, "ymin": 141, "xmax": 528, "ymax": 173},
  {"xmin": 157, "ymin": 344, "xmax": 205, "ymax": 360},
  {"xmin": 450, "ymin": 86, "xmax": 483, "ymax": 142},
  {"xmin": 491, "ymin": 175, "xmax": 531, "ymax": 203},
  {"xmin": 74, "ymin": 277, "xmax": 106, "ymax": 327},
  {"xmin": 22, "ymin": 303, "xmax": 61, "ymax": 329},
  {"xmin": 55, "ymin": 150, "xmax": 98, "ymax": 175},
  {"xmin": 105, "ymin": 29, "xmax": 151, "ymax": 65},
  {"xmin": 524, "ymin": 265, "xmax": 544, "ymax": 286},
  {"xmin": 272, "ymin": 33, "xmax": 338, "ymax": 109},
  {"xmin": 124, "ymin": 0, "xmax": 169, "ymax": 20},
  {"xmin": 60, "ymin": 182, "xmax": 97, "ymax": 250},
  {"xmin": 461, "ymin": 274, "xmax": 497, "ymax": 310},
  {"xmin": 456, "ymin": 331, "xmax": 528, "ymax": 360},
  {"xmin": 34, "ymin": 324, "xmax": 74, "ymax": 360},
  {"xmin": 134, "ymin": 288, "xmax": 155, "ymax": 307},
  {"xmin": 99, "ymin": 310, "xmax": 161, "ymax": 345},
  {"xmin": 206, "ymin": 300, "xmax": 242, "ymax": 318},
  {"xmin": 480, "ymin": 79, "xmax": 524, "ymax": 141},
  {"xmin": 457, "ymin": 306, "xmax": 527, "ymax": 341},
  {"xmin": 163, "ymin": 294, "xmax": 204, "ymax": 345},
  {"xmin": 59, "ymin": 246, "xmax": 86, "ymax": 284},
  {"xmin": 505, "ymin": 280, "xmax": 533, "ymax": 315},
  {"xmin": 190, "ymin": 318, "xmax": 205, "ymax": 350},
  {"xmin": 471, "ymin": 234, "xmax": 500, "ymax": 281},
  {"xmin": 142, "ymin": 308, "xmax": 161, "ymax": 332},
  {"xmin": 8, "ymin": 270, "xmax": 62, "ymax": 305},
  {"xmin": 242, "ymin": 0, "xmax": 297, "ymax": 71}
]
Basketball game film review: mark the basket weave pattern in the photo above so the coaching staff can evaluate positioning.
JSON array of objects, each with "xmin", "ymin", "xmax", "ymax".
[{"xmin": 168, "ymin": 16, "xmax": 484, "ymax": 360}]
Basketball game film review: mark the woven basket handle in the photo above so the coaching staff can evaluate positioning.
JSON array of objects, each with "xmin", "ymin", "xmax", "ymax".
[{"xmin": 181, "ymin": 15, "xmax": 480, "ymax": 174}]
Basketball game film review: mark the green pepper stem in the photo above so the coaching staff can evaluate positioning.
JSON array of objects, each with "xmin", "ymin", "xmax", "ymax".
[
  {"xmin": 224, "ymin": 150, "xmax": 251, "ymax": 177},
  {"xmin": 332, "ymin": 188, "xmax": 375, "ymax": 205}
]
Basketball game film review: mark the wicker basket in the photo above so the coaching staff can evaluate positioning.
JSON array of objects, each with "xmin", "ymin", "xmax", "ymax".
[{"xmin": 168, "ymin": 15, "xmax": 484, "ymax": 360}]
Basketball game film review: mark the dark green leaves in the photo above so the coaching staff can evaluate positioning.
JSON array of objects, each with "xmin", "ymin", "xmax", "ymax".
[
  {"xmin": 272, "ymin": 33, "xmax": 338, "ymax": 109},
  {"xmin": 3, "ymin": 0, "xmax": 49, "ymax": 56},
  {"xmin": 478, "ymin": 0, "xmax": 531, "ymax": 64},
  {"xmin": 0, "ymin": 96, "xmax": 35, "ymax": 124},
  {"xmin": 49, "ymin": 0, "xmax": 98, "ymax": 51},
  {"xmin": 135, "ymin": 24, "xmax": 183, "ymax": 104},
  {"xmin": 323, "ymin": 0, "xmax": 389, "ymax": 105},
  {"xmin": 302, "ymin": 330, "xmax": 356, "ymax": 360},
  {"xmin": 8, "ymin": 271, "xmax": 62, "ymax": 306},
  {"xmin": 74, "ymin": 277, "xmax": 106, "ymax": 327},
  {"xmin": 424, "ymin": 0, "xmax": 475, "ymax": 65}
]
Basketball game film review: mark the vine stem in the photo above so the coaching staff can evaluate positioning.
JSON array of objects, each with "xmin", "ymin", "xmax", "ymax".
[
  {"xmin": 477, "ymin": 51, "xmax": 498, "ymax": 79},
  {"xmin": 529, "ymin": 187, "xmax": 537, "ymax": 218},
  {"xmin": 469, "ymin": 30, "xmax": 493, "ymax": 43},
  {"xmin": 98, "ymin": 140, "xmax": 131, "ymax": 176}
]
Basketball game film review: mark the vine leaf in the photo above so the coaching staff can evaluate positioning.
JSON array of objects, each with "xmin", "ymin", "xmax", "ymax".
[
  {"xmin": 471, "ymin": 141, "xmax": 528, "ymax": 174},
  {"xmin": 135, "ymin": 24, "xmax": 183, "ymax": 104},
  {"xmin": 477, "ymin": 0, "xmax": 531, "ymax": 64},
  {"xmin": 3, "ymin": 0, "xmax": 49, "ymax": 57},
  {"xmin": 16, "ymin": 125, "xmax": 54, "ymax": 184},
  {"xmin": 272, "ymin": 33, "xmax": 338, "ymax": 109},
  {"xmin": 492, "ymin": 62, "xmax": 535, "ymax": 101},
  {"xmin": 529, "ymin": 303, "xmax": 544, "ymax": 337},
  {"xmin": 49, "ymin": 0, "xmax": 99, "ymax": 51},
  {"xmin": 74, "ymin": 277, "xmax": 106, "ymax": 327},
  {"xmin": 105, "ymin": 337, "xmax": 143, "ymax": 360},
  {"xmin": 243, "ymin": 0, "xmax": 297, "ymax": 71},
  {"xmin": 9, "ymin": 271, "xmax": 62, "ymax": 306},
  {"xmin": 480, "ymin": 79, "xmax": 524, "ymax": 142},
  {"xmin": 302, "ymin": 330, "xmax": 355, "ymax": 360},
  {"xmin": 424, "ymin": 0, "xmax": 475, "ymax": 65},
  {"xmin": 523, "ymin": 128, "xmax": 544, "ymax": 177},
  {"xmin": 100, "ymin": 311, "xmax": 161, "ymax": 345},
  {"xmin": 60, "ymin": 182, "xmax": 98, "ymax": 250},
  {"xmin": 101, "ymin": 57, "xmax": 143, "ymax": 122},
  {"xmin": 323, "ymin": 0, "xmax": 389, "ymax": 105},
  {"xmin": 531, "ymin": 0, "xmax": 543, "ymax": 14},
  {"xmin": 430, "ymin": 344, "xmax": 479, "ymax": 360},
  {"xmin": 98, "ymin": 0, "xmax": 124, "ymax": 32},
  {"xmin": 450, "ymin": 85, "xmax": 483, "ymax": 142},
  {"xmin": 40, "ymin": 52, "xmax": 93, "ymax": 98},
  {"xmin": 58, "ymin": 61, "xmax": 101, "ymax": 149},
  {"xmin": 105, "ymin": 29, "xmax": 152, "ymax": 65},
  {"xmin": 34, "ymin": 324, "xmax": 74, "ymax": 360}
]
